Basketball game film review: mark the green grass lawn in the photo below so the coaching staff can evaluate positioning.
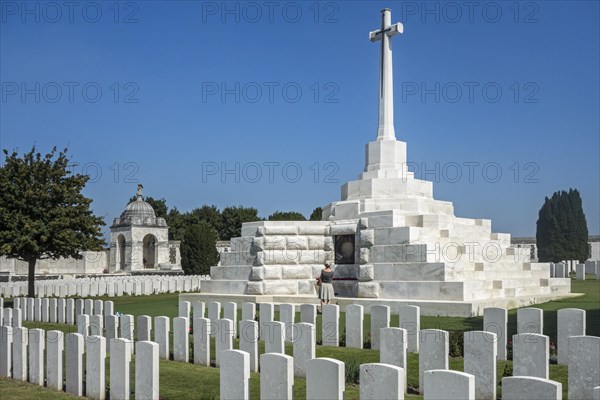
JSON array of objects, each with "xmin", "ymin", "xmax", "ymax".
[{"xmin": 2, "ymin": 277, "xmax": 598, "ymax": 399}]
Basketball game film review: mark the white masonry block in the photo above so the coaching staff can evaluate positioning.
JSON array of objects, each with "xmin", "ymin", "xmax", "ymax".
[
  {"xmin": 260, "ymin": 353, "xmax": 294, "ymax": 400},
  {"xmin": 360, "ymin": 363, "xmax": 405, "ymax": 400},
  {"xmin": 86, "ymin": 335, "xmax": 106, "ymax": 400},
  {"xmin": 66, "ymin": 333, "xmax": 84, "ymax": 395},
  {"xmin": 484, "ymin": 307, "xmax": 507, "ymax": 360},
  {"xmin": 138, "ymin": 315, "xmax": 152, "ymax": 341},
  {"xmin": 173, "ymin": 317, "xmax": 189, "ymax": 362},
  {"xmin": 110, "ymin": 338, "xmax": 133, "ymax": 400},
  {"xmin": 322, "ymin": 304, "xmax": 339, "ymax": 347},
  {"xmin": 423, "ymin": 370, "xmax": 474, "ymax": 400},
  {"xmin": 346, "ymin": 304, "xmax": 364, "ymax": 349},
  {"xmin": 264, "ymin": 321, "xmax": 285, "ymax": 354},
  {"xmin": 215, "ymin": 318, "xmax": 234, "ymax": 367},
  {"xmin": 513, "ymin": 333, "xmax": 549, "ymax": 379},
  {"xmin": 501, "ymin": 376, "xmax": 561, "ymax": 400},
  {"xmin": 193, "ymin": 317, "xmax": 210, "ymax": 366},
  {"xmin": 0, "ymin": 326, "xmax": 13, "ymax": 377},
  {"xmin": 239, "ymin": 319, "xmax": 259, "ymax": 372},
  {"xmin": 464, "ymin": 331, "xmax": 497, "ymax": 400},
  {"xmin": 28, "ymin": 328, "xmax": 45, "ymax": 386},
  {"xmin": 220, "ymin": 350, "xmax": 250, "ymax": 400},
  {"xmin": 371, "ymin": 305, "xmax": 390, "ymax": 350},
  {"xmin": 154, "ymin": 316, "xmax": 170, "ymax": 360},
  {"xmin": 517, "ymin": 307, "xmax": 544, "ymax": 334},
  {"xmin": 46, "ymin": 330, "xmax": 64, "ymax": 390},
  {"xmin": 557, "ymin": 308, "xmax": 586, "ymax": 364},
  {"xmin": 306, "ymin": 358, "xmax": 345, "ymax": 400},
  {"xmin": 419, "ymin": 329, "xmax": 449, "ymax": 394},
  {"xmin": 136, "ymin": 341, "xmax": 159, "ymax": 400},
  {"xmin": 260, "ymin": 303, "xmax": 274, "ymax": 340},
  {"xmin": 12, "ymin": 326, "xmax": 27, "ymax": 381},
  {"xmin": 293, "ymin": 322, "xmax": 315, "ymax": 378},
  {"xmin": 568, "ymin": 335, "xmax": 600, "ymax": 400},
  {"xmin": 398, "ymin": 305, "xmax": 420, "ymax": 353}
]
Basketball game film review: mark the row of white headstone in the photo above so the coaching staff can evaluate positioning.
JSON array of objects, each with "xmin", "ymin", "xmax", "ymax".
[
  {"xmin": 0, "ymin": 274, "xmax": 210, "ymax": 298},
  {"xmin": 550, "ymin": 260, "xmax": 600, "ymax": 279},
  {"xmin": 0, "ymin": 327, "xmax": 159, "ymax": 400},
  {"xmin": 1, "ymin": 297, "xmax": 599, "ymax": 399}
]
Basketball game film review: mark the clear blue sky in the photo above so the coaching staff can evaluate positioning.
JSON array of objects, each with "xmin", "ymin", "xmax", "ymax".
[{"xmin": 1, "ymin": 0, "xmax": 599, "ymax": 240}]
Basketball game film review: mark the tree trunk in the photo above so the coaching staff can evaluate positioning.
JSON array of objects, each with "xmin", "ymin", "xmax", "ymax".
[{"xmin": 28, "ymin": 258, "xmax": 36, "ymax": 298}]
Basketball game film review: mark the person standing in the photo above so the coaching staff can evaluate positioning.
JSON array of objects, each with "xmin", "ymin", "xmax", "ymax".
[{"xmin": 317, "ymin": 262, "xmax": 335, "ymax": 309}]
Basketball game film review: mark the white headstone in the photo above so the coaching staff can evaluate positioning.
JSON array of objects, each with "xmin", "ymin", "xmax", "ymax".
[
  {"xmin": 517, "ymin": 307, "xmax": 544, "ymax": 334},
  {"xmin": 86, "ymin": 335, "xmax": 106, "ymax": 400},
  {"xmin": 137, "ymin": 315, "xmax": 152, "ymax": 341},
  {"xmin": 279, "ymin": 303, "xmax": 295, "ymax": 342},
  {"xmin": 223, "ymin": 302, "xmax": 238, "ymax": 338},
  {"xmin": 293, "ymin": 322, "xmax": 315, "ymax": 378},
  {"xmin": 66, "ymin": 298, "xmax": 75, "ymax": 325},
  {"xmin": 135, "ymin": 341, "xmax": 159, "ymax": 400},
  {"xmin": 41, "ymin": 298, "xmax": 49, "ymax": 322},
  {"xmin": 179, "ymin": 300, "xmax": 191, "ymax": 318},
  {"xmin": 57, "ymin": 298, "xmax": 66, "ymax": 324},
  {"xmin": 94, "ymin": 300, "xmax": 104, "ymax": 316},
  {"xmin": 419, "ymin": 329, "xmax": 449, "ymax": 394},
  {"xmin": 90, "ymin": 314, "xmax": 104, "ymax": 336},
  {"xmin": 173, "ymin": 317, "xmax": 189, "ymax": 362},
  {"xmin": 193, "ymin": 317, "xmax": 210, "ymax": 366},
  {"xmin": 12, "ymin": 308, "xmax": 21, "ymax": 328},
  {"xmin": 464, "ymin": 331, "xmax": 497, "ymax": 400},
  {"xmin": 260, "ymin": 303, "xmax": 274, "ymax": 340},
  {"xmin": 77, "ymin": 314, "xmax": 89, "ymax": 338},
  {"xmin": 154, "ymin": 316, "xmax": 170, "ymax": 360},
  {"xmin": 2, "ymin": 308, "xmax": 11, "ymax": 327},
  {"xmin": 84, "ymin": 299, "xmax": 94, "ymax": 315},
  {"xmin": 423, "ymin": 370, "xmax": 474, "ymax": 400},
  {"xmin": 46, "ymin": 330, "xmax": 64, "ymax": 390},
  {"xmin": 360, "ymin": 363, "xmax": 404, "ymax": 400},
  {"xmin": 215, "ymin": 318, "xmax": 234, "ymax": 367},
  {"xmin": 322, "ymin": 304, "xmax": 339, "ymax": 347},
  {"xmin": 208, "ymin": 301, "xmax": 221, "ymax": 335},
  {"xmin": 104, "ymin": 301, "xmax": 114, "ymax": 317},
  {"xmin": 398, "ymin": 305, "xmax": 420, "ymax": 353},
  {"xmin": 261, "ymin": 353, "xmax": 294, "ymax": 400},
  {"xmin": 239, "ymin": 319, "xmax": 259, "ymax": 372},
  {"xmin": 12, "ymin": 327, "xmax": 27, "ymax": 381},
  {"xmin": 120, "ymin": 314, "xmax": 135, "ymax": 341},
  {"xmin": 241, "ymin": 302, "xmax": 255, "ymax": 321},
  {"xmin": 66, "ymin": 333, "xmax": 84, "ymax": 395},
  {"xmin": 557, "ymin": 308, "xmax": 586, "ymax": 364},
  {"xmin": 483, "ymin": 307, "xmax": 507, "ymax": 360},
  {"xmin": 28, "ymin": 328, "xmax": 45, "ymax": 385},
  {"xmin": 380, "ymin": 327, "xmax": 407, "ymax": 392},
  {"xmin": 501, "ymin": 376, "xmax": 561, "ymax": 400},
  {"xmin": 48, "ymin": 298, "xmax": 57, "ymax": 323},
  {"xmin": 300, "ymin": 304, "xmax": 317, "ymax": 326},
  {"xmin": 264, "ymin": 321, "xmax": 285, "ymax": 354},
  {"xmin": 306, "ymin": 358, "xmax": 345, "ymax": 400},
  {"xmin": 105, "ymin": 315, "xmax": 119, "ymax": 352},
  {"xmin": 593, "ymin": 386, "xmax": 600, "ymax": 400},
  {"xmin": 110, "ymin": 338, "xmax": 133, "ymax": 400},
  {"xmin": 371, "ymin": 305, "xmax": 390, "ymax": 350},
  {"xmin": 346, "ymin": 304, "xmax": 364, "ymax": 349},
  {"xmin": 513, "ymin": 333, "xmax": 549, "ymax": 379},
  {"xmin": 220, "ymin": 350, "xmax": 250, "ymax": 400},
  {"xmin": 568, "ymin": 335, "xmax": 600, "ymax": 400},
  {"xmin": 0, "ymin": 326, "xmax": 13, "ymax": 377},
  {"xmin": 33, "ymin": 298, "xmax": 41, "ymax": 321}
]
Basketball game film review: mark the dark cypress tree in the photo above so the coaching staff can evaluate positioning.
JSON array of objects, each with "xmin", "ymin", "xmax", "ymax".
[
  {"xmin": 180, "ymin": 222, "xmax": 220, "ymax": 275},
  {"xmin": 536, "ymin": 189, "xmax": 588, "ymax": 262}
]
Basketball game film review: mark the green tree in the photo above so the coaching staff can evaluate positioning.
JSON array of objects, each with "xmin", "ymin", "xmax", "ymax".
[
  {"xmin": 0, "ymin": 147, "xmax": 105, "ymax": 297},
  {"xmin": 185, "ymin": 205, "xmax": 222, "ymax": 235},
  {"xmin": 268, "ymin": 211, "xmax": 306, "ymax": 221},
  {"xmin": 180, "ymin": 222, "xmax": 220, "ymax": 275},
  {"xmin": 309, "ymin": 207, "xmax": 323, "ymax": 221},
  {"xmin": 220, "ymin": 206, "xmax": 261, "ymax": 240},
  {"xmin": 536, "ymin": 188, "xmax": 589, "ymax": 262}
]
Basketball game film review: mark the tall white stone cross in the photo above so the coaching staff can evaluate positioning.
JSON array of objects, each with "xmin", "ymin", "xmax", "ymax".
[{"xmin": 370, "ymin": 9, "xmax": 403, "ymax": 141}]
